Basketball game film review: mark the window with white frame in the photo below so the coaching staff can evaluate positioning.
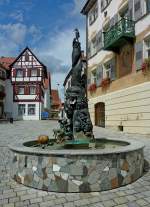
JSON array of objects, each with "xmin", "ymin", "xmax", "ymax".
[
  {"xmin": 28, "ymin": 104, "xmax": 36, "ymax": 115},
  {"xmin": 31, "ymin": 69, "xmax": 37, "ymax": 77},
  {"xmin": 104, "ymin": 62, "xmax": 111, "ymax": 79},
  {"xmin": 143, "ymin": 0, "xmax": 150, "ymax": 15},
  {"xmin": 29, "ymin": 86, "xmax": 36, "ymax": 95},
  {"xmin": 16, "ymin": 69, "xmax": 23, "ymax": 77},
  {"xmin": 91, "ymin": 70, "xmax": 96, "ymax": 84},
  {"xmin": 144, "ymin": 37, "xmax": 150, "ymax": 58},
  {"xmin": 89, "ymin": 3, "xmax": 98, "ymax": 25},
  {"xmin": 18, "ymin": 87, "xmax": 24, "ymax": 95},
  {"xmin": 18, "ymin": 104, "xmax": 25, "ymax": 116}
]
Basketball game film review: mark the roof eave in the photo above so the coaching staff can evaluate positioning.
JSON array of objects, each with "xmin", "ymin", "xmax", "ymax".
[{"xmin": 81, "ymin": 0, "xmax": 97, "ymax": 15}]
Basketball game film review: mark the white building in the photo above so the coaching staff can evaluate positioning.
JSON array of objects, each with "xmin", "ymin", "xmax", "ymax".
[
  {"xmin": 9, "ymin": 47, "xmax": 49, "ymax": 120},
  {"xmin": 81, "ymin": 0, "xmax": 150, "ymax": 134}
]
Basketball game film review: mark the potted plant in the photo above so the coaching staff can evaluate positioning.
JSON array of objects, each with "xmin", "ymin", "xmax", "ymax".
[
  {"xmin": 88, "ymin": 83, "xmax": 97, "ymax": 92},
  {"xmin": 141, "ymin": 57, "xmax": 150, "ymax": 74},
  {"xmin": 101, "ymin": 77, "xmax": 110, "ymax": 89}
]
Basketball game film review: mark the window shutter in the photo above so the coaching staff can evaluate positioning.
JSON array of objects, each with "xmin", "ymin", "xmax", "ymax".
[
  {"xmin": 27, "ymin": 69, "xmax": 31, "ymax": 77},
  {"xmin": 134, "ymin": 0, "xmax": 143, "ymax": 21},
  {"xmin": 88, "ymin": 41, "xmax": 91, "ymax": 58},
  {"xmin": 23, "ymin": 69, "xmax": 26, "ymax": 77},
  {"xmin": 128, "ymin": 0, "xmax": 133, "ymax": 19},
  {"xmin": 15, "ymin": 86, "xmax": 18, "ymax": 95},
  {"xmin": 37, "ymin": 68, "xmax": 40, "ymax": 76},
  {"xmin": 87, "ymin": 73, "xmax": 91, "ymax": 87},
  {"xmin": 110, "ymin": 58, "xmax": 116, "ymax": 81},
  {"xmin": 36, "ymin": 85, "xmax": 40, "ymax": 94},
  {"xmin": 96, "ymin": 30, "xmax": 103, "ymax": 52},
  {"xmin": 96, "ymin": 65, "xmax": 103, "ymax": 87},
  {"xmin": 147, "ymin": 0, "xmax": 150, "ymax": 13},
  {"xmin": 135, "ymin": 41, "xmax": 143, "ymax": 70},
  {"xmin": 113, "ymin": 14, "xmax": 118, "ymax": 25},
  {"xmin": 24, "ymin": 86, "xmax": 28, "ymax": 95},
  {"xmin": 13, "ymin": 69, "xmax": 16, "ymax": 77}
]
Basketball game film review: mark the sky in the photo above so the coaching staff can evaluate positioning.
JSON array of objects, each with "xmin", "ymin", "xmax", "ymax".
[{"xmin": 0, "ymin": 0, "xmax": 86, "ymax": 100}]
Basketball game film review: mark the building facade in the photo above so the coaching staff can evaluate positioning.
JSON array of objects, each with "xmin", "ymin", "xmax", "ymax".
[
  {"xmin": 51, "ymin": 89, "xmax": 61, "ymax": 118},
  {"xmin": 81, "ymin": 0, "xmax": 150, "ymax": 134},
  {"xmin": 0, "ymin": 64, "xmax": 6, "ymax": 118},
  {"xmin": 10, "ymin": 47, "xmax": 48, "ymax": 120}
]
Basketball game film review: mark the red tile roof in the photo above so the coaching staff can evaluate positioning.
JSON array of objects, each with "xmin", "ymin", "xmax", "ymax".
[
  {"xmin": 51, "ymin": 89, "xmax": 61, "ymax": 107},
  {"xmin": 0, "ymin": 57, "xmax": 16, "ymax": 70}
]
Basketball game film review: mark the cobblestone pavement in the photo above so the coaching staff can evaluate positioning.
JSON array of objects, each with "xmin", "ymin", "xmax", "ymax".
[{"xmin": 0, "ymin": 120, "xmax": 150, "ymax": 207}]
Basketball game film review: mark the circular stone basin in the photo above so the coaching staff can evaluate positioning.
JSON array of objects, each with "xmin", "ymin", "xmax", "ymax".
[{"xmin": 9, "ymin": 138, "xmax": 144, "ymax": 193}]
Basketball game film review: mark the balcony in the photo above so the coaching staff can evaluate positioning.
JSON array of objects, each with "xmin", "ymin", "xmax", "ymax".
[{"xmin": 103, "ymin": 18, "xmax": 135, "ymax": 52}]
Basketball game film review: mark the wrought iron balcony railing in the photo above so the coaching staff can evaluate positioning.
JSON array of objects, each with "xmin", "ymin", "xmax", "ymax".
[{"xmin": 103, "ymin": 18, "xmax": 135, "ymax": 51}]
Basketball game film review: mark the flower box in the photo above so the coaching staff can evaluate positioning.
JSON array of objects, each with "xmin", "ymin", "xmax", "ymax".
[
  {"xmin": 88, "ymin": 83, "xmax": 97, "ymax": 92},
  {"xmin": 101, "ymin": 78, "xmax": 110, "ymax": 88}
]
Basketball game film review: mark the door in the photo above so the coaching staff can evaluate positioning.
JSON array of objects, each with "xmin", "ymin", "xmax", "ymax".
[{"xmin": 95, "ymin": 102, "xmax": 105, "ymax": 127}]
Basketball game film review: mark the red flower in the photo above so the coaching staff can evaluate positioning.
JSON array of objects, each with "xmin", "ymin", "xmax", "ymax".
[
  {"xmin": 101, "ymin": 78, "xmax": 110, "ymax": 88},
  {"xmin": 88, "ymin": 83, "xmax": 97, "ymax": 92}
]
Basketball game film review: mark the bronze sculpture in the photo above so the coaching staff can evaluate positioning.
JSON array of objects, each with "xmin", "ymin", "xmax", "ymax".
[{"xmin": 58, "ymin": 29, "xmax": 94, "ymax": 141}]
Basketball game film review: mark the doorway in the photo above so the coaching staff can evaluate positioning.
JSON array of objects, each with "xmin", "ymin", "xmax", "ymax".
[{"xmin": 95, "ymin": 102, "xmax": 105, "ymax": 127}]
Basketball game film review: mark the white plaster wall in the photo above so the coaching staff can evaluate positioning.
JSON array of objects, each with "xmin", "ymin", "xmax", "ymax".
[{"xmin": 88, "ymin": 82, "xmax": 150, "ymax": 134}]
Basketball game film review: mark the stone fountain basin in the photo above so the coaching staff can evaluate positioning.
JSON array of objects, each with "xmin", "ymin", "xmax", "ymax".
[{"xmin": 9, "ymin": 138, "xmax": 144, "ymax": 193}]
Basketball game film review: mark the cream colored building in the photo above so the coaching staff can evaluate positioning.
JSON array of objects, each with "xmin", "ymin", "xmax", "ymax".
[{"xmin": 81, "ymin": 0, "xmax": 150, "ymax": 134}]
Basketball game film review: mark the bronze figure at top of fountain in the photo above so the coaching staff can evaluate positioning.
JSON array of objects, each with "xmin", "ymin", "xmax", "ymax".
[{"xmin": 59, "ymin": 29, "xmax": 94, "ymax": 144}]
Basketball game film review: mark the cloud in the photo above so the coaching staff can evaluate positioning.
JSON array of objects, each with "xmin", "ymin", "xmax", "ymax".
[
  {"xmin": 35, "ymin": 26, "xmax": 86, "ymax": 101},
  {"xmin": 10, "ymin": 10, "xmax": 24, "ymax": 22},
  {"xmin": 36, "ymin": 27, "xmax": 86, "ymax": 74},
  {"xmin": 0, "ymin": 23, "xmax": 42, "ymax": 56},
  {"xmin": 72, "ymin": 0, "xmax": 87, "ymax": 15}
]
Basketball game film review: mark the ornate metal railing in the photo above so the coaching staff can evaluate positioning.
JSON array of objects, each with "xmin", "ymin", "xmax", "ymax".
[{"xmin": 103, "ymin": 18, "xmax": 135, "ymax": 50}]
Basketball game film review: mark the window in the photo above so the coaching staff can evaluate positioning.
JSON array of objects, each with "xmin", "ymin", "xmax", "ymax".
[
  {"xmin": 16, "ymin": 69, "xmax": 23, "ymax": 77},
  {"xmin": 18, "ymin": 87, "xmax": 24, "ymax": 95},
  {"xmin": 104, "ymin": 62, "xmax": 111, "ymax": 79},
  {"xmin": 146, "ymin": 0, "xmax": 150, "ymax": 13},
  {"xmin": 91, "ymin": 70, "xmax": 96, "ymax": 84},
  {"xmin": 101, "ymin": 0, "xmax": 112, "ymax": 12},
  {"xmin": 144, "ymin": 38, "xmax": 150, "ymax": 58},
  {"xmin": 18, "ymin": 104, "xmax": 25, "ymax": 116},
  {"xmin": 31, "ymin": 69, "xmax": 37, "ymax": 77},
  {"xmin": 30, "ymin": 86, "xmax": 36, "ymax": 95},
  {"xmin": 89, "ymin": 4, "xmax": 98, "ymax": 25},
  {"xmin": 28, "ymin": 104, "xmax": 36, "ymax": 115}
]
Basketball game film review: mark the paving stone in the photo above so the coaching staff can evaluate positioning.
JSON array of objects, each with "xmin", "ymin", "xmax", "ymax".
[
  {"xmin": 102, "ymin": 200, "xmax": 116, "ymax": 207},
  {"xmin": 114, "ymin": 197, "xmax": 128, "ymax": 205},
  {"xmin": 0, "ymin": 121, "xmax": 150, "ymax": 207},
  {"xmin": 136, "ymin": 199, "xmax": 149, "ymax": 206}
]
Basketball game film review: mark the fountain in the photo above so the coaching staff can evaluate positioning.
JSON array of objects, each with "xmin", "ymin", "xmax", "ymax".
[{"xmin": 9, "ymin": 30, "xmax": 144, "ymax": 193}]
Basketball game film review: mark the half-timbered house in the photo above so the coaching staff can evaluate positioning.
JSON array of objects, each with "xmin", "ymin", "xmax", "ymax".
[{"xmin": 10, "ymin": 47, "xmax": 48, "ymax": 120}]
